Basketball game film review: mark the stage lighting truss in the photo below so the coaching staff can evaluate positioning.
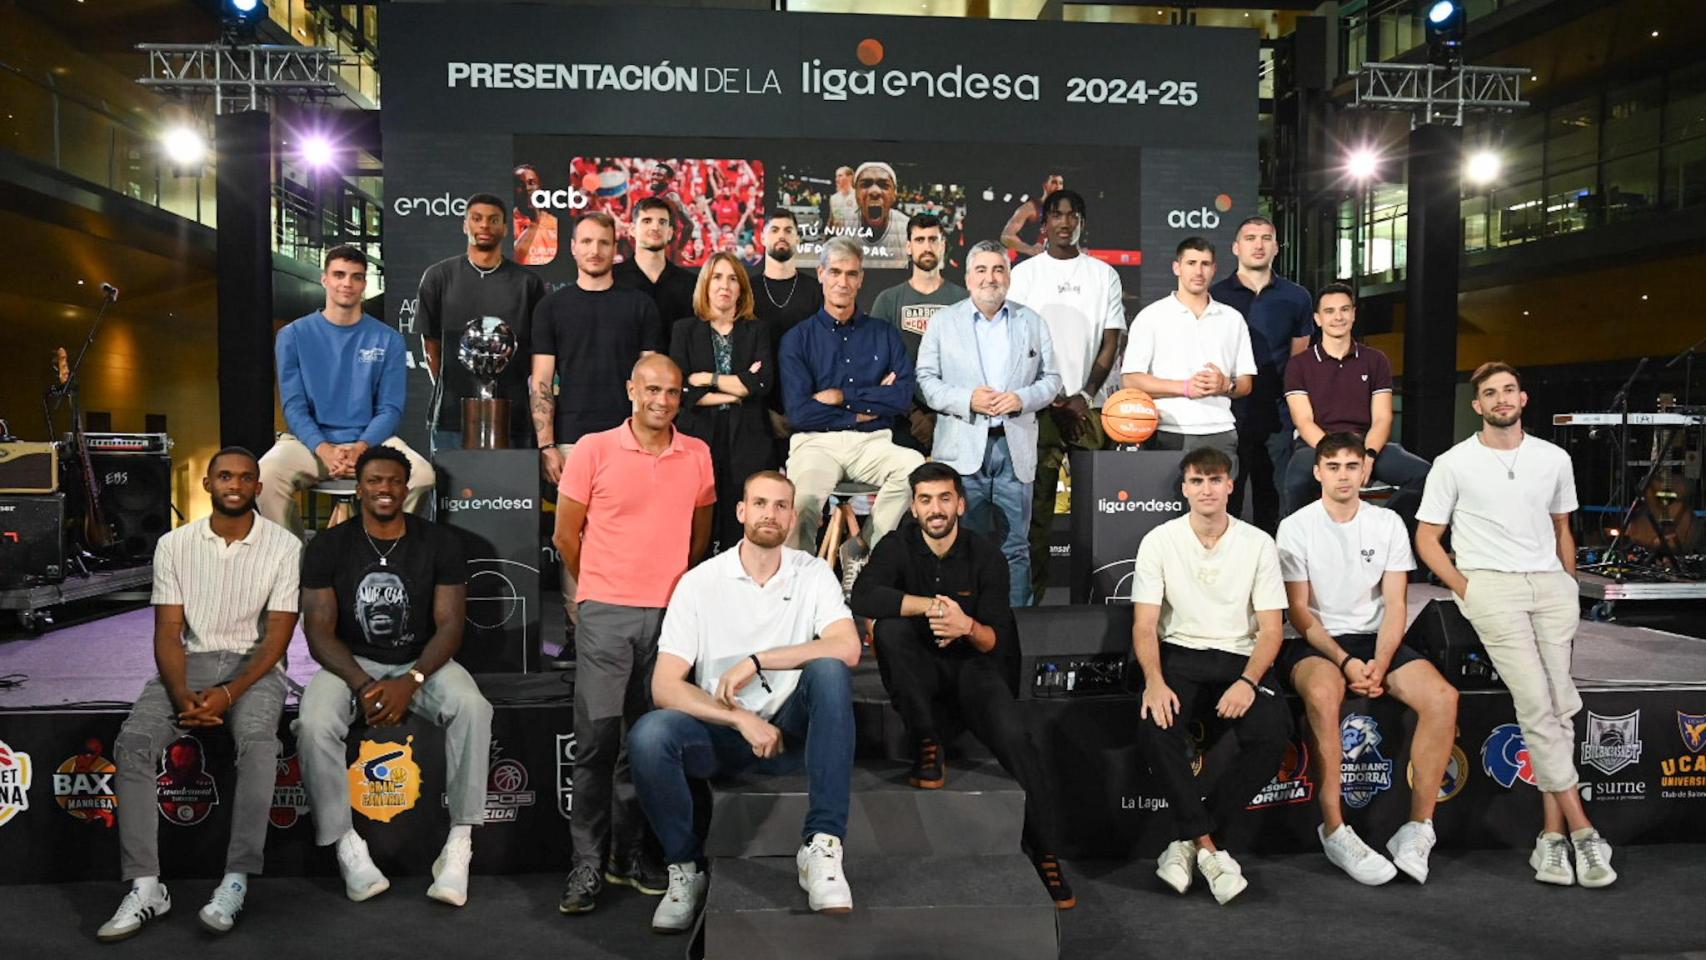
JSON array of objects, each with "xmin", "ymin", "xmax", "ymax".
[
  {"xmin": 1352, "ymin": 62, "xmax": 1529, "ymax": 127},
  {"xmin": 137, "ymin": 43, "xmax": 343, "ymax": 114}
]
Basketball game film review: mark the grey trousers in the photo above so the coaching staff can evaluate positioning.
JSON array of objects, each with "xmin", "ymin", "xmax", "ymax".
[
  {"xmin": 570, "ymin": 600, "xmax": 664, "ymax": 869},
  {"xmin": 296, "ymin": 656, "xmax": 493, "ymax": 847},
  {"xmin": 114, "ymin": 650, "xmax": 287, "ymax": 880},
  {"xmin": 1146, "ymin": 428, "xmax": 1241, "ymax": 474}
]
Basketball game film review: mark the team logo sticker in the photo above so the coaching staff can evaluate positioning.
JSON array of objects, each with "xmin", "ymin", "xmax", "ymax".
[
  {"xmin": 1248, "ymin": 738, "xmax": 1314, "ymax": 809},
  {"xmin": 1408, "ymin": 743, "xmax": 1470, "ymax": 803},
  {"xmin": 270, "ymin": 751, "xmax": 310, "ymax": 829},
  {"xmin": 446, "ymin": 740, "xmax": 536, "ymax": 823},
  {"xmin": 349, "ymin": 738, "xmax": 421, "ymax": 822},
  {"xmin": 1677, "ymin": 711, "xmax": 1706, "ymax": 755},
  {"xmin": 1339, "ymin": 715, "xmax": 1394, "ymax": 809},
  {"xmin": 556, "ymin": 733, "xmax": 576, "ymax": 819},
  {"xmin": 1580, "ymin": 711, "xmax": 1642, "ymax": 776},
  {"xmin": 1481, "ymin": 723, "xmax": 1536, "ymax": 788},
  {"xmin": 1660, "ymin": 710, "xmax": 1706, "ymax": 797},
  {"xmin": 54, "ymin": 738, "xmax": 118, "ymax": 827},
  {"xmin": 158, "ymin": 736, "xmax": 219, "ymax": 826},
  {"xmin": 0, "ymin": 739, "xmax": 33, "ymax": 826}
]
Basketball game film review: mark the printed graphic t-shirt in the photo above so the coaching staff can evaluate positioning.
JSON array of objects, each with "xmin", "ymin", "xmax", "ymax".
[{"xmin": 301, "ymin": 514, "xmax": 467, "ymax": 664}]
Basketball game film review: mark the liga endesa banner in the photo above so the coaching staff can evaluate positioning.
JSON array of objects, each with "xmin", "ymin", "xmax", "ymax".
[{"xmin": 379, "ymin": 6, "xmax": 1258, "ymax": 453}]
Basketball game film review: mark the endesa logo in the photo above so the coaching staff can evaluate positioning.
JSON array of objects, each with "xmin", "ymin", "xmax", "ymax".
[
  {"xmin": 802, "ymin": 38, "xmax": 1041, "ymax": 103},
  {"xmin": 439, "ymin": 486, "xmax": 536, "ymax": 514},
  {"xmin": 392, "ymin": 193, "xmax": 468, "ymax": 218},
  {"xmin": 1097, "ymin": 489, "xmax": 1183, "ymax": 515},
  {"xmin": 1167, "ymin": 194, "xmax": 1235, "ymax": 229}
]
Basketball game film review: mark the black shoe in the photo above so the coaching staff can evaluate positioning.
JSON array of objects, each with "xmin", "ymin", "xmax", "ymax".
[
  {"xmin": 605, "ymin": 848, "xmax": 668, "ymax": 896},
  {"xmin": 1032, "ymin": 852, "xmax": 1076, "ymax": 910},
  {"xmin": 558, "ymin": 863, "xmax": 602, "ymax": 914},
  {"xmin": 909, "ymin": 738, "xmax": 945, "ymax": 789}
]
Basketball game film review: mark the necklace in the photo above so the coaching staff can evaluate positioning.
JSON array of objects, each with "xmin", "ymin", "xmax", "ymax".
[
  {"xmin": 1478, "ymin": 433, "xmax": 1523, "ymax": 479},
  {"xmin": 762, "ymin": 273, "xmax": 799, "ymax": 309},
  {"xmin": 362, "ymin": 523, "xmax": 405, "ymax": 566},
  {"xmin": 468, "ymin": 257, "xmax": 499, "ymax": 279}
]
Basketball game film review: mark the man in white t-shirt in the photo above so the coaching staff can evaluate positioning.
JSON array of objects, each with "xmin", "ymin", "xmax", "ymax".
[
  {"xmin": 630, "ymin": 471, "xmax": 864, "ymax": 933},
  {"xmin": 1414, "ymin": 361, "xmax": 1616, "ymax": 889},
  {"xmin": 1131, "ymin": 446, "xmax": 1290, "ymax": 905},
  {"xmin": 1122, "ymin": 236, "xmax": 1255, "ymax": 467},
  {"xmin": 1275, "ymin": 431, "xmax": 1459, "ymax": 887},
  {"xmin": 1008, "ymin": 189, "xmax": 1126, "ymax": 603}
]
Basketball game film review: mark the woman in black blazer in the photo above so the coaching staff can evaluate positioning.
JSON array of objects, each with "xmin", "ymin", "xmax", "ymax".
[{"xmin": 669, "ymin": 250, "xmax": 776, "ymax": 552}]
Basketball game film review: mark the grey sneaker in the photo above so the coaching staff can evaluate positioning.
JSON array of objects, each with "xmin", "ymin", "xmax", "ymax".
[
  {"xmin": 97, "ymin": 883, "xmax": 171, "ymax": 942},
  {"xmin": 651, "ymin": 862, "xmax": 709, "ymax": 934},
  {"xmin": 1530, "ymin": 832, "xmax": 1574, "ymax": 886},
  {"xmin": 197, "ymin": 879, "xmax": 245, "ymax": 934},
  {"xmin": 558, "ymin": 862, "xmax": 603, "ymax": 914},
  {"xmin": 1570, "ymin": 828, "xmax": 1617, "ymax": 888}
]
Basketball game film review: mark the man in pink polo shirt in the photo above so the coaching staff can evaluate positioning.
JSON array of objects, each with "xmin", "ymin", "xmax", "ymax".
[{"xmin": 553, "ymin": 353, "xmax": 715, "ymax": 915}]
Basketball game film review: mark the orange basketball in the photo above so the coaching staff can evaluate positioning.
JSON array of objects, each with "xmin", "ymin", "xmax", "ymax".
[{"xmin": 1102, "ymin": 388, "xmax": 1160, "ymax": 444}]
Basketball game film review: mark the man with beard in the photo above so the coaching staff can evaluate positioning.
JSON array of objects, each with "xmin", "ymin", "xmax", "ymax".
[
  {"xmin": 849, "ymin": 463, "xmax": 1075, "ymax": 909},
  {"xmin": 639, "ymin": 162, "xmax": 695, "ymax": 263},
  {"xmin": 631, "ymin": 471, "xmax": 863, "ymax": 932},
  {"xmin": 554, "ymin": 355, "xmax": 715, "ymax": 915},
  {"xmin": 749, "ymin": 209, "xmax": 824, "ymax": 443},
  {"xmin": 99, "ymin": 448, "xmax": 301, "ymax": 942},
  {"xmin": 850, "ymin": 161, "xmax": 912, "ymax": 269},
  {"xmin": 869, "ymin": 213, "xmax": 968, "ymax": 452},
  {"xmin": 615, "ymin": 197, "xmax": 697, "ymax": 326},
  {"xmin": 417, "ymin": 193, "xmax": 544, "ymax": 453},
  {"xmin": 1000, "ymin": 172, "xmax": 1065, "ymax": 261},
  {"xmin": 1414, "ymin": 362, "xmax": 1618, "ymax": 889},
  {"xmin": 295, "ymin": 446, "xmax": 487, "ymax": 907},
  {"xmin": 512, "ymin": 164, "xmax": 558, "ymax": 266}
]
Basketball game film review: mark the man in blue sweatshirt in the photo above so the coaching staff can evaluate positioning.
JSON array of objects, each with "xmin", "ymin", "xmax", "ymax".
[{"xmin": 258, "ymin": 245, "xmax": 435, "ymax": 537}]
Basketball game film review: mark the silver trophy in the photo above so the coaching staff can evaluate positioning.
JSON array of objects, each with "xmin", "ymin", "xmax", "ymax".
[{"xmin": 457, "ymin": 316, "xmax": 516, "ymax": 449}]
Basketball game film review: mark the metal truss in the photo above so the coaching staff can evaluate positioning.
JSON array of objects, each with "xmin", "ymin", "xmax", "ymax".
[
  {"xmin": 137, "ymin": 43, "xmax": 343, "ymax": 114},
  {"xmin": 1351, "ymin": 62, "xmax": 1529, "ymax": 127}
]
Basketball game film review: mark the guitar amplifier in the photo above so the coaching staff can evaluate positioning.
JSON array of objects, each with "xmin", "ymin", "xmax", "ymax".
[
  {"xmin": 0, "ymin": 442, "xmax": 58, "ymax": 494},
  {"xmin": 0, "ymin": 494, "xmax": 66, "ymax": 586}
]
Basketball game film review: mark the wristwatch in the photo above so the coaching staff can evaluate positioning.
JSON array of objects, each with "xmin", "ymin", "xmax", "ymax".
[{"xmin": 408, "ymin": 668, "xmax": 426, "ymax": 686}]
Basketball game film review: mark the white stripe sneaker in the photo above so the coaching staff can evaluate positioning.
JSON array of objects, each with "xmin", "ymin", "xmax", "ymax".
[{"xmin": 97, "ymin": 882, "xmax": 171, "ymax": 942}]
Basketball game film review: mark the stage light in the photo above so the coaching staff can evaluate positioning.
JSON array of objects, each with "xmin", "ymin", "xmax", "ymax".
[
  {"xmin": 1465, "ymin": 150, "xmax": 1501, "ymax": 185},
  {"xmin": 1427, "ymin": 1, "xmax": 1454, "ymax": 23},
  {"xmin": 1423, "ymin": 0, "xmax": 1466, "ymax": 65},
  {"xmin": 300, "ymin": 134, "xmax": 335, "ymax": 169},
  {"xmin": 230, "ymin": 0, "xmax": 259, "ymax": 11},
  {"xmin": 161, "ymin": 125, "xmax": 207, "ymax": 171},
  {"xmin": 223, "ymin": 0, "xmax": 266, "ymax": 32},
  {"xmin": 1346, "ymin": 147, "xmax": 1380, "ymax": 182}
]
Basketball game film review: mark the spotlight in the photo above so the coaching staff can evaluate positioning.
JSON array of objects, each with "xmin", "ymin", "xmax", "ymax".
[
  {"xmin": 161, "ymin": 125, "xmax": 207, "ymax": 174},
  {"xmin": 1346, "ymin": 147, "xmax": 1380, "ymax": 182},
  {"xmin": 223, "ymin": 0, "xmax": 266, "ymax": 33},
  {"xmin": 1423, "ymin": 0, "xmax": 1467, "ymax": 65},
  {"xmin": 300, "ymin": 134, "xmax": 335, "ymax": 170},
  {"xmin": 1465, "ymin": 150, "xmax": 1501, "ymax": 186}
]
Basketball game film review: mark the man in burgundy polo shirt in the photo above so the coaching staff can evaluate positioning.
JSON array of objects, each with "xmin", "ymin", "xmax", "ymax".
[
  {"xmin": 553, "ymin": 353, "xmax": 715, "ymax": 915},
  {"xmin": 1281, "ymin": 283, "xmax": 1430, "ymax": 521}
]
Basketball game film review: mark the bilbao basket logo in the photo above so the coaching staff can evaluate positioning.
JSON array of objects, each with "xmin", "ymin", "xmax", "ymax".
[
  {"xmin": 349, "ymin": 738, "xmax": 422, "ymax": 822},
  {"xmin": 54, "ymin": 738, "xmax": 118, "ymax": 827},
  {"xmin": 158, "ymin": 736, "xmax": 220, "ymax": 826},
  {"xmin": 446, "ymin": 740, "xmax": 535, "ymax": 823},
  {"xmin": 1339, "ymin": 715, "xmax": 1394, "ymax": 809},
  {"xmin": 556, "ymin": 733, "xmax": 576, "ymax": 819},
  {"xmin": 0, "ymin": 739, "xmax": 33, "ymax": 826},
  {"xmin": 1248, "ymin": 737, "xmax": 1314, "ymax": 809},
  {"xmin": 271, "ymin": 750, "xmax": 310, "ymax": 829},
  {"xmin": 1481, "ymin": 723, "xmax": 1536, "ymax": 788},
  {"xmin": 1580, "ymin": 710, "xmax": 1642, "ymax": 777},
  {"xmin": 1408, "ymin": 743, "xmax": 1470, "ymax": 803}
]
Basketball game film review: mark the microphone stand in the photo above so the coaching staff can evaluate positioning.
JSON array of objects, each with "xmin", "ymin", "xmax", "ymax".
[{"xmin": 1604, "ymin": 356, "xmax": 1648, "ymax": 525}]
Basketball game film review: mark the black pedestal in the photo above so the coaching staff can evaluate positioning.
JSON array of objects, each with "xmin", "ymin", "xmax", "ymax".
[
  {"xmin": 1067, "ymin": 449, "xmax": 1187, "ymax": 603},
  {"xmin": 434, "ymin": 449, "xmax": 542, "ymax": 673}
]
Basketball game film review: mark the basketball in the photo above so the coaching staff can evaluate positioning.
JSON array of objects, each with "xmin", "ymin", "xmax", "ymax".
[{"xmin": 1101, "ymin": 388, "xmax": 1160, "ymax": 444}]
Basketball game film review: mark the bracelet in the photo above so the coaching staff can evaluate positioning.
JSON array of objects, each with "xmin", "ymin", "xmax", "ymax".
[
  {"xmin": 219, "ymin": 684, "xmax": 233, "ymax": 704},
  {"xmin": 749, "ymin": 654, "xmax": 772, "ymax": 694},
  {"xmin": 357, "ymin": 677, "xmax": 378, "ymax": 695},
  {"xmin": 1236, "ymin": 675, "xmax": 1258, "ymax": 692},
  {"xmin": 1337, "ymin": 652, "xmax": 1355, "ymax": 671}
]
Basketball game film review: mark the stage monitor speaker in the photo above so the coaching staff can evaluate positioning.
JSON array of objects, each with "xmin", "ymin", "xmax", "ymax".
[
  {"xmin": 1292, "ymin": 16, "xmax": 1330, "ymax": 91},
  {"xmin": 0, "ymin": 443, "xmax": 58, "ymax": 494},
  {"xmin": 89, "ymin": 451, "xmax": 172, "ymax": 561},
  {"xmin": 1403, "ymin": 598, "xmax": 1504, "ymax": 690},
  {"xmin": 0, "ymin": 494, "xmax": 66, "ymax": 586},
  {"xmin": 1015, "ymin": 604, "xmax": 1135, "ymax": 701}
]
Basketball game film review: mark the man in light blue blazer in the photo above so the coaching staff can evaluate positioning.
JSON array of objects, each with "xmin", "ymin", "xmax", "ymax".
[{"xmin": 917, "ymin": 241, "xmax": 1064, "ymax": 607}]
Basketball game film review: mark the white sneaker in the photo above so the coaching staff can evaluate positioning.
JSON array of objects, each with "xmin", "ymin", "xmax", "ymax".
[
  {"xmin": 1320, "ymin": 824, "xmax": 1397, "ymax": 886},
  {"xmin": 1570, "ymin": 828, "xmax": 1617, "ymax": 889},
  {"xmin": 1195, "ymin": 848, "xmax": 1249, "ymax": 905},
  {"xmin": 1155, "ymin": 840, "xmax": 1196, "ymax": 894},
  {"xmin": 197, "ymin": 878, "xmax": 245, "ymax": 934},
  {"xmin": 796, "ymin": 834, "xmax": 853, "ymax": 913},
  {"xmin": 97, "ymin": 882, "xmax": 171, "ymax": 942},
  {"xmin": 652, "ymin": 862, "xmax": 709, "ymax": 934},
  {"xmin": 1530, "ymin": 832, "xmax": 1574, "ymax": 886},
  {"xmin": 1386, "ymin": 820, "xmax": 1437, "ymax": 884},
  {"xmin": 336, "ymin": 831, "xmax": 391, "ymax": 902},
  {"xmin": 427, "ymin": 834, "xmax": 473, "ymax": 906}
]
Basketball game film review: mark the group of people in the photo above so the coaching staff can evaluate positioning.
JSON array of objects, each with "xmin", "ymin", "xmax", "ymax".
[{"xmin": 93, "ymin": 189, "xmax": 1616, "ymax": 943}]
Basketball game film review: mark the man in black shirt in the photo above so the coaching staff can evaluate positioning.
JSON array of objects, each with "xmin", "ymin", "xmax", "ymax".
[
  {"xmin": 295, "ymin": 447, "xmax": 490, "ymax": 909},
  {"xmin": 749, "ymin": 209, "xmax": 824, "ymax": 444},
  {"xmin": 614, "ymin": 197, "xmax": 697, "ymax": 327},
  {"xmin": 849, "ymin": 462, "xmax": 1074, "ymax": 910},
  {"xmin": 417, "ymin": 193, "xmax": 545, "ymax": 454}
]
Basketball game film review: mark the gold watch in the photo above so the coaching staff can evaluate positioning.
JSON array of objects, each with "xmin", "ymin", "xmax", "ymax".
[{"xmin": 408, "ymin": 668, "xmax": 426, "ymax": 685}]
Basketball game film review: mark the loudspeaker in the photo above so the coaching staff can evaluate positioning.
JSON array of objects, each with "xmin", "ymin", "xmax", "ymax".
[
  {"xmin": 0, "ymin": 443, "xmax": 58, "ymax": 494},
  {"xmin": 89, "ymin": 452, "xmax": 172, "ymax": 561},
  {"xmin": 1403, "ymin": 598, "xmax": 1504, "ymax": 690},
  {"xmin": 1014, "ymin": 604, "xmax": 1135, "ymax": 700},
  {"xmin": 1291, "ymin": 16, "xmax": 1330, "ymax": 92},
  {"xmin": 0, "ymin": 494, "xmax": 66, "ymax": 586}
]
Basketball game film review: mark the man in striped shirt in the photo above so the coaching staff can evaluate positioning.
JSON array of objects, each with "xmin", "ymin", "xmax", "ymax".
[{"xmin": 99, "ymin": 447, "xmax": 302, "ymax": 942}]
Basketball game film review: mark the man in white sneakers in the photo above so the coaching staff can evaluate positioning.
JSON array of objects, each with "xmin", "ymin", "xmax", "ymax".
[
  {"xmin": 631, "ymin": 471, "xmax": 864, "ymax": 932},
  {"xmin": 1275, "ymin": 431, "xmax": 1459, "ymax": 886},
  {"xmin": 1132, "ymin": 447, "xmax": 1291, "ymax": 905},
  {"xmin": 100, "ymin": 448, "xmax": 300, "ymax": 941},
  {"xmin": 1415, "ymin": 361, "xmax": 1616, "ymax": 888}
]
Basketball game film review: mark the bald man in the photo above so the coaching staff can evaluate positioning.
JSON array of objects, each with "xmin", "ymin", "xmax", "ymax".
[{"xmin": 553, "ymin": 354, "xmax": 717, "ymax": 914}]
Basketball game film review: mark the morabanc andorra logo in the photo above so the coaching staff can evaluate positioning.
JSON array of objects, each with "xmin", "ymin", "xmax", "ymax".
[{"xmin": 1580, "ymin": 711, "xmax": 1643, "ymax": 776}]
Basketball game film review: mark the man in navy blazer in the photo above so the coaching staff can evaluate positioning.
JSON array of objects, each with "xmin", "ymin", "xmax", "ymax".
[{"xmin": 916, "ymin": 241, "xmax": 1063, "ymax": 606}]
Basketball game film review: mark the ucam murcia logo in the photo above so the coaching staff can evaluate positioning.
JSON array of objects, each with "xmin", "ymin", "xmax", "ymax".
[
  {"xmin": 445, "ymin": 740, "xmax": 536, "ymax": 823},
  {"xmin": 0, "ymin": 739, "xmax": 32, "ymax": 827},
  {"xmin": 1339, "ymin": 715, "xmax": 1395, "ymax": 809},
  {"xmin": 803, "ymin": 38, "xmax": 1039, "ymax": 103},
  {"xmin": 1659, "ymin": 710, "xmax": 1706, "ymax": 798},
  {"xmin": 1481, "ymin": 723, "xmax": 1536, "ymax": 788},
  {"xmin": 1580, "ymin": 710, "xmax": 1642, "ymax": 776}
]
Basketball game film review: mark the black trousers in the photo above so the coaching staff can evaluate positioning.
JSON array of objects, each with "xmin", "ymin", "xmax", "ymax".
[
  {"xmin": 1138, "ymin": 645, "xmax": 1292, "ymax": 849},
  {"xmin": 872, "ymin": 617, "xmax": 1060, "ymax": 852}
]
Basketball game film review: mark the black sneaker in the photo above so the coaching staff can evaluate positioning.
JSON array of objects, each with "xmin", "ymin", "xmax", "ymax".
[
  {"xmin": 605, "ymin": 848, "xmax": 668, "ymax": 896},
  {"xmin": 908, "ymin": 738, "xmax": 945, "ymax": 789},
  {"xmin": 1033, "ymin": 853, "xmax": 1076, "ymax": 910},
  {"xmin": 558, "ymin": 863, "xmax": 602, "ymax": 914}
]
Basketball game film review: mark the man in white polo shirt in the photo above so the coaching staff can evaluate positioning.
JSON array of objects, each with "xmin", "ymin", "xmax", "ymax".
[
  {"xmin": 630, "ymin": 470, "xmax": 864, "ymax": 933},
  {"xmin": 1131, "ymin": 446, "xmax": 1290, "ymax": 905},
  {"xmin": 1414, "ymin": 361, "xmax": 1617, "ymax": 889},
  {"xmin": 1121, "ymin": 236, "xmax": 1255, "ymax": 467},
  {"xmin": 1275, "ymin": 431, "xmax": 1459, "ymax": 887},
  {"xmin": 100, "ymin": 447, "xmax": 301, "ymax": 942}
]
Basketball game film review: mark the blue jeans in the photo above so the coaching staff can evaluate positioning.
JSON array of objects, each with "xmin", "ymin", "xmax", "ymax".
[
  {"xmin": 960, "ymin": 434, "xmax": 1033, "ymax": 608},
  {"xmin": 629, "ymin": 658, "xmax": 855, "ymax": 864}
]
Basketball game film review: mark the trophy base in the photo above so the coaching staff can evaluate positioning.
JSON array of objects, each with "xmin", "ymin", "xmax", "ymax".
[{"xmin": 461, "ymin": 397, "xmax": 512, "ymax": 449}]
